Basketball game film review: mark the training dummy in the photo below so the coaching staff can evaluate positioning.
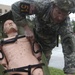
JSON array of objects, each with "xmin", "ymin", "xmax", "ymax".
[{"xmin": 0, "ymin": 20, "xmax": 44, "ymax": 75}]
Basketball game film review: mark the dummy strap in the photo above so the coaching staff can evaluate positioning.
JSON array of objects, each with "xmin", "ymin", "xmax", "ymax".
[
  {"xmin": 0, "ymin": 35, "xmax": 25, "ymax": 60},
  {"xmin": 32, "ymin": 41, "xmax": 43, "ymax": 54},
  {"xmin": 3, "ymin": 63, "xmax": 45, "ymax": 75},
  {"xmin": 0, "ymin": 35, "xmax": 42, "ymax": 54},
  {"xmin": 0, "ymin": 35, "xmax": 43, "ymax": 59},
  {"xmin": 0, "ymin": 35, "xmax": 25, "ymax": 46}
]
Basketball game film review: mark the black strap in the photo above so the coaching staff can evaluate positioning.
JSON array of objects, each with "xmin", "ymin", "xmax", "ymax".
[
  {"xmin": 32, "ymin": 41, "xmax": 43, "ymax": 54},
  {"xmin": 56, "ymin": 34, "xmax": 59, "ymax": 47},
  {"xmin": 3, "ymin": 63, "xmax": 45, "ymax": 75},
  {"xmin": 0, "ymin": 35, "xmax": 26, "ymax": 46}
]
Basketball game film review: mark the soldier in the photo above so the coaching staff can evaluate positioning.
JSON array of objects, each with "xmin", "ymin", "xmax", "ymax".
[
  {"xmin": 11, "ymin": 0, "xmax": 75, "ymax": 75},
  {"xmin": 0, "ymin": 20, "xmax": 44, "ymax": 75}
]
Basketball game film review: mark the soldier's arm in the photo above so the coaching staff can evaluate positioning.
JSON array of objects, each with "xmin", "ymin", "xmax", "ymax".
[
  {"xmin": 59, "ymin": 19, "xmax": 75, "ymax": 74},
  {"xmin": 11, "ymin": 1, "xmax": 49, "ymax": 40},
  {"xmin": 11, "ymin": 0, "xmax": 49, "ymax": 17},
  {"xmin": 11, "ymin": 1, "xmax": 35, "ymax": 41}
]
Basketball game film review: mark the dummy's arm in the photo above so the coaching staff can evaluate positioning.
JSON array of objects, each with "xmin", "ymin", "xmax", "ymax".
[{"xmin": 0, "ymin": 46, "xmax": 8, "ymax": 69}]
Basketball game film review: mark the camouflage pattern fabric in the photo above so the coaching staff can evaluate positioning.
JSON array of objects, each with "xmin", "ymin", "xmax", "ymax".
[
  {"xmin": 11, "ymin": 0, "xmax": 75, "ymax": 74},
  {"xmin": 53, "ymin": 0, "xmax": 75, "ymax": 12}
]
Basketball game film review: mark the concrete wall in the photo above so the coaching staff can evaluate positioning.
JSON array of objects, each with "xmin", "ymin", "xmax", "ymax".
[
  {"xmin": 0, "ymin": 4, "xmax": 11, "ymax": 38},
  {"xmin": 0, "ymin": 4, "xmax": 11, "ymax": 15}
]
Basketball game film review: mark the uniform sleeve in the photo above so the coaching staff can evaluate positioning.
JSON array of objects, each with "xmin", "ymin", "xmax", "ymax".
[
  {"xmin": 11, "ymin": 1, "xmax": 28, "ymax": 27},
  {"xmin": 11, "ymin": 1, "xmax": 37, "ymax": 27},
  {"xmin": 59, "ymin": 19, "xmax": 75, "ymax": 74},
  {"xmin": 11, "ymin": 1, "xmax": 50, "ymax": 26},
  {"xmin": 11, "ymin": 1, "xmax": 50, "ymax": 19}
]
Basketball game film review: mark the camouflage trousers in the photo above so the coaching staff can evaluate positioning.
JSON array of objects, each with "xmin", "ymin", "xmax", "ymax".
[
  {"xmin": 34, "ymin": 29, "xmax": 75, "ymax": 74},
  {"xmin": 34, "ymin": 30, "xmax": 57, "ymax": 64}
]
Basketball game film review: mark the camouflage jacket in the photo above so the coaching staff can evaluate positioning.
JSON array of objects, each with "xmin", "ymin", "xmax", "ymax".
[{"xmin": 11, "ymin": 0, "xmax": 75, "ymax": 74}]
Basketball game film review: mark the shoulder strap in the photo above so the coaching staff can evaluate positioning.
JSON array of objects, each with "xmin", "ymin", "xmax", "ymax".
[{"xmin": 0, "ymin": 35, "xmax": 26, "ymax": 45}]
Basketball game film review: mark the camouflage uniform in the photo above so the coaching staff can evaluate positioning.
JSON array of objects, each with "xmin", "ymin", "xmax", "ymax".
[{"xmin": 11, "ymin": 0, "xmax": 75, "ymax": 74}]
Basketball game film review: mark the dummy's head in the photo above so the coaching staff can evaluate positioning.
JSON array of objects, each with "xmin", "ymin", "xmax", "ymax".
[{"xmin": 3, "ymin": 20, "xmax": 18, "ymax": 34}]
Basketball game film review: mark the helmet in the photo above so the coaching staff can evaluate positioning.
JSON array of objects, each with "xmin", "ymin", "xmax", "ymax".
[{"xmin": 52, "ymin": 0, "xmax": 75, "ymax": 13}]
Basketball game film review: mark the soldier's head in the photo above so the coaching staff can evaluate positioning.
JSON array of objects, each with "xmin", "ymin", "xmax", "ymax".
[
  {"xmin": 50, "ymin": 0, "xmax": 75, "ymax": 23},
  {"xmin": 3, "ymin": 20, "xmax": 18, "ymax": 34}
]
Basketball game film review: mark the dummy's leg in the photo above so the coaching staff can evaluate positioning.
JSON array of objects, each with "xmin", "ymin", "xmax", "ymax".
[
  {"xmin": 32, "ymin": 68, "xmax": 43, "ymax": 75},
  {"xmin": 0, "ymin": 50, "xmax": 7, "ymax": 69}
]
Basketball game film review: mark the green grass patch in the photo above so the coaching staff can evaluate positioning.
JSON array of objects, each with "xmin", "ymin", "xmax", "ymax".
[
  {"xmin": 49, "ymin": 67, "xmax": 66, "ymax": 75},
  {"xmin": 0, "ymin": 65, "xmax": 9, "ymax": 75}
]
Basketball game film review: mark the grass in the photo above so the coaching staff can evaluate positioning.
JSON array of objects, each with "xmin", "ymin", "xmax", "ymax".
[
  {"xmin": 50, "ymin": 67, "xmax": 66, "ymax": 75},
  {"xmin": 0, "ymin": 65, "xmax": 9, "ymax": 75}
]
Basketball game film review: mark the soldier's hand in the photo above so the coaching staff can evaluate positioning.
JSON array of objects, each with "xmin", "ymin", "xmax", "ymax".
[
  {"xmin": 25, "ymin": 30, "xmax": 35, "ymax": 41},
  {"xmin": 24, "ymin": 25, "xmax": 35, "ymax": 42}
]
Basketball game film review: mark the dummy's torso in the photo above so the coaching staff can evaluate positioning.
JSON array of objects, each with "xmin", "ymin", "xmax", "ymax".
[{"xmin": 2, "ymin": 36, "xmax": 39, "ymax": 69}]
